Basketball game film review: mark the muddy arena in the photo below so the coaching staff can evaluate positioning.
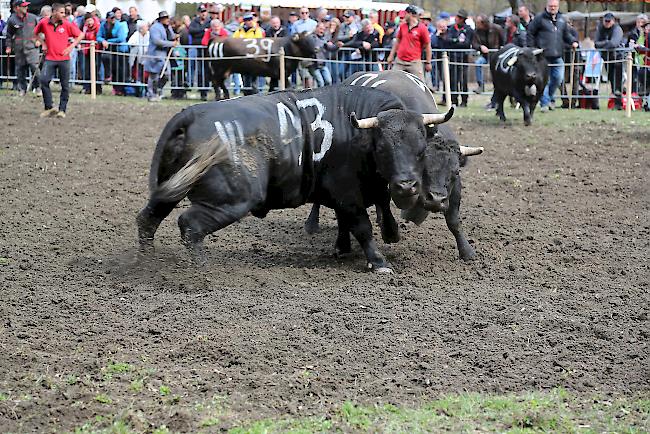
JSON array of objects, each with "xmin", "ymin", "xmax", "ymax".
[{"xmin": 0, "ymin": 94, "xmax": 648, "ymax": 431}]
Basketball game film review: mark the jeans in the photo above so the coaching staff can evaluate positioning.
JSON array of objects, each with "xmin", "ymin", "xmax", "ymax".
[
  {"xmin": 474, "ymin": 55, "xmax": 488, "ymax": 85},
  {"xmin": 310, "ymin": 65, "xmax": 332, "ymax": 87},
  {"xmin": 69, "ymin": 48, "xmax": 78, "ymax": 84},
  {"xmin": 187, "ymin": 47, "xmax": 197, "ymax": 87},
  {"xmin": 231, "ymin": 73, "xmax": 242, "ymax": 94},
  {"xmin": 40, "ymin": 60, "xmax": 70, "ymax": 112},
  {"xmin": 541, "ymin": 57, "xmax": 564, "ymax": 107}
]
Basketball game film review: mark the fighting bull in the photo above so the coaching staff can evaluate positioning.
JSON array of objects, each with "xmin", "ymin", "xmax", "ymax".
[
  {"xmin": 207, "ymin": 32, "xmax": 317, "ymax": 100},
  {"xmin": 490, "ymin": 44, "xmax": 548, "ymax": 126},
  {"xmin": 304, "ymin": 71, "xmax": 483, "ymax": 261},
  {"xmin": 136, "ymin": 85, "xmax": 453, "ymax": 272}
]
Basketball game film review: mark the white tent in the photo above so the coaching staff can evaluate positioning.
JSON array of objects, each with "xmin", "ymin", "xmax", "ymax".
[{"xmin": 95, "ymin": 0, "xmax": 177, "ymax": 23}]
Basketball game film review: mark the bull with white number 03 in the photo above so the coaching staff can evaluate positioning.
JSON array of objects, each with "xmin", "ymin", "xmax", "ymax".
[
  {"xmin": 207, "ymin": 32, "xmax": 318, "ymax": 100},
  {"xmin": 305, "ymin": 71, "xmax": 485, "ymax": 261},
  {"xmin": 136, "ymin": 85, "xmax": 453, "ymax": 272}
]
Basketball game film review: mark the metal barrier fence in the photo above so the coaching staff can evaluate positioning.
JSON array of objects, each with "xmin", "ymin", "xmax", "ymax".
[{"xmin": 1, "ymin": 36, "xmax": 647, "ymax": 115}]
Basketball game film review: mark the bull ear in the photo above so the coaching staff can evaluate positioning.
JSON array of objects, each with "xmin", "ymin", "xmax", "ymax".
[
  {"xmin": 350, "ymin": 112, "xmax": 378, "ymax": 129},
  {"xmin": 532, "ymin": 48, "xmax": 544, "ymax": 56},
  {"xmin": 459, "ymin": 145, "xmax": 484, "ymax": 156},
  {"xmin": 421, "ymin": 106, "xmax": 454, "ymax": 125},
  {"xmin": 292, "ymin": 33, "xmax": 300, "ymax": 42}
]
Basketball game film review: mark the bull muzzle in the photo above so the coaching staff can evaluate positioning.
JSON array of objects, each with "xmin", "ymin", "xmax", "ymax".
[
  {"xmin": 422, "ymin": 191, "xmax": 449, "ymax": 213},
  {"xmin": 390, "ymin": 179, "xmax": 420, "ymax": 209}
]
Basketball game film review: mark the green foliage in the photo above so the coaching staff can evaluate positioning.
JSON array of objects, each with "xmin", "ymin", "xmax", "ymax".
[
  {"xmin": 94, "ymin": 394, "xmax": 113, "ymax": 404},
  {"xmin": 159, "ymin": 385, "xmax": 171, "ymax": 396}
]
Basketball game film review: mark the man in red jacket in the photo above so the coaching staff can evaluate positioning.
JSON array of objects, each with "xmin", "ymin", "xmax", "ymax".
[
  {"xmin": 34, "ymin": 2, "xmax": 83, "ymax": 118},
  {"xmin": 386, "ymin": 4, "xmax": 432, "ymax": 82}
]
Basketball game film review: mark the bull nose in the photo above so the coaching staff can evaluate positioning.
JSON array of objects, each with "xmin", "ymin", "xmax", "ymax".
[
  {"xmin": 426, "ymin": 192, "xmax": 449, "ymax": 211},
  {"xmin": 526, "ymin": 73, "xmax": 537, "ymax": 80},
  {"xmin": 397, "ymin": 179, "xmax": 418, "ymax": 194}
]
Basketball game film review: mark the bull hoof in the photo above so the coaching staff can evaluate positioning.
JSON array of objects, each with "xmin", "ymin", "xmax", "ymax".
[
  {"xmin": 304, "ymin": 220, "xmax": 321, "ymax": 235},
  {"xmin": 368, "ymin": 263, "xmax": 394, "ymax": 274},
  {"xmin": 138, "ymin": 238, "xmax": 154, "ymax": 255},
  {"xmin": 381, "ymin": 230, "xmax": 400, "ymax": 244},
  {"xmin": 524, "ymin": 119, "xmax": 532, "ymax": 126},
  {"xmin": 459, "ymin": 247, "xmax": 477, "ymax": 262},
  {"xmin": 334, "ymin": 248, "xmax": 351, "ymax": 259}
]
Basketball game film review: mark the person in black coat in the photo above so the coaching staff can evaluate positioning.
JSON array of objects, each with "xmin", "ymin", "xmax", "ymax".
[
  {"xmin": 526, "ymin": 0, "xmax": 577, "ymax": 111},
  {"xmin": 445, "ymin": 9, "xmax": 474, "ymax": 107},
  {"xmin": 595, "ymin": 13, "xmax": 625, "ymax": 108}
]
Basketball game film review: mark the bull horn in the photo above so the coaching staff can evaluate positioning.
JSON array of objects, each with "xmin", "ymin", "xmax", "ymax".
[
  {"xmin": 422, "ymin": 107, "xmax": 454, "ymax": 125},
  {"xmin": 532, "ymin": 48, "xmax": 544, "ymax": 56},
  {"xmin": 507, "ymin": 56, "xmax": 518, "ymax": 67},
  {"xmin": 350, "ymin": 112, "xmax": 379, "ymax": 129},
  {"xmin": 459, "ymin": 145, "xmax": 484, "ymax": 156}
]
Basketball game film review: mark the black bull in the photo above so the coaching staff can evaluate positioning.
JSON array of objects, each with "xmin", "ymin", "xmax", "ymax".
[
  {"xmin": 136, "ymin": 85, "xmax": 453, "ymax": 271},
  {"xmin": 304, "ymin": 70, "xmax": 484, "ymax": 261},
  {"xmin": 490, "ymin": 44, "xmax": 549, "ymax": 126},
  {"xmin": 207, "ymin": 32, "xmax": 317, "ymax": 100}
]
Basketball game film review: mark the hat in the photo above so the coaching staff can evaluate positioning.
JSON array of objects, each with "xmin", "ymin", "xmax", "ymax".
[
  {"xmin": 243, "ymin": 12, "xmax": 254, "ymax": 21},
  {"xmin": 456, "ymin": 9, "xmax": 469, "ymax": 19},
  {"xmin": 603, "ymin": 12, "xmax": 615, "ymax": 21},
  {"xmin": 323, "ymin": 14, "xmax": 332, "ymax": 21},
  {"xmin": 398, "ymin": 10, "xmax": 405, "ymax": 18},
  {"xmin": 637, "ymin": 14, "xmax": 648, "ymax": 21},
  {"xmin": 405, "ymin": 5, "xmax": 419, "ymax": 15},
  {"xmin": 421, "ymin": 11, "xmax": 432, "ymax": 20},
  {"xmin": 438, "ymin": 11, "xmax": 450, "ymax": 20},
  {"xmin": 85, "ymin": 4, "xmax": 96, "ymax": 13},
  {"xmin": 343, "ymin": 9, "xmax": 354, "ymax": 18},
  {"xmin": 13, "ymin": 0, "xmax": 29, "ymax": 7},
  {"xmin": 106, "ymin": 11, "xmax": 115, "ymax": 19},
  {"xmin": 289, "ymin": 11, "xmax": 298, "ymax": 16},
  {"xmin": 157, "ymin": 10, "xmax": 170, "ymax": 19},
  {"xmin": 197, "ymin": 4, "xmax": 207, "ymax": 12}
]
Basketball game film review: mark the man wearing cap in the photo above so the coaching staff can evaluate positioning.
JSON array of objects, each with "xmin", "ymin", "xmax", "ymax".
[
  {"xmin": 526, "ymin": 0, "xmax": 578, "ymax": 112},
  {"xmin": 144, "ymin": 11, "xmax": 178, "ymax": 102},
  {"xmin": 445, "ymin": 9, "xmax": 474, "ymax": 106},
  {"xmin": 595, "ymin": 13, "xmax": 625, "ymax": 109},
  {"xmin": 233, "ymin": 13, "xmax": 264, "ymax": 95},
  {"xmin": 386, "ymin": 5, "xmax": 432, "ymax": 82},
  {"xmin": 5, "ymin": 0, "xmax": 41, "ymax": 96},
  {"xmin": 368, "ymin": 10, "xmax": 385, "ymax": 44},
  {"xmin": 33, "ymin": 2, "xmax": 83, "ymax": 118}
]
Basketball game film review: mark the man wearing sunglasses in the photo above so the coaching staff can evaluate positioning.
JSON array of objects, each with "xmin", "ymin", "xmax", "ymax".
[{"xmin": 294, "ymin": 7, "xmax": 317, "ymax": 34}]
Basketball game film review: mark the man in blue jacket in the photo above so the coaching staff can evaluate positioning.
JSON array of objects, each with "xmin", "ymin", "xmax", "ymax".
[
  {"xmin": 526, "ymin": 0, "xmax": 577, "ymax": 111},
  {"xmin": 144, "ymin": 11, "xmax": 178, "ymax": 102},
  {"xmin": 97, "ymin": 10, "xmax": 128, "ymax": 95}
]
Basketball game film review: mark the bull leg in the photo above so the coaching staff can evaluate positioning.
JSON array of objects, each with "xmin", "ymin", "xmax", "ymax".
[
  {"xmin": 333, "ymin": 209, "xmax": 351, "ymax": 257},
  {"xmin": 177, "ymin": 202, "xmax": 250, "ymax": 265},
  {"xmin": 522, "ymin": 101, "xmax": 532, "ymax": 126},
  {"xmin": 341, "ymin": 208, "xmax": 392, "ymax": 273},
  {"xmin": 304, "ymin": 203, "xmax": 321, "ymax": 234},
  {"xmin": 444, "ymin": 179, "xmax": 475, "ymax": 261},
  {"xmin": 220, "ymin": 80, "xmax": 230, "ymax": 100},
  {"xmin": 376, "ymin": 194, "xmax": 399, "ymax": 244},
  {"xmin": 494, "ymin": 91, "xmax": 507, "ymax": 122},
  {"xmin": 136, "ymin": 199, "xmax": 180, "ymax": 254}
]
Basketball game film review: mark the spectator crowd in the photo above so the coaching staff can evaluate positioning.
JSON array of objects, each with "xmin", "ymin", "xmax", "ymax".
[{"xmin": 1, "ymin": 0, "xmax": 649, "ymax": 111}]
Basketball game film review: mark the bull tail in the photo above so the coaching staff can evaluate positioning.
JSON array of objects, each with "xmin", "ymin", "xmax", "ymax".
[{"xmin": 149, "ymin": 109, "xmax": 230, "ymax": 202}]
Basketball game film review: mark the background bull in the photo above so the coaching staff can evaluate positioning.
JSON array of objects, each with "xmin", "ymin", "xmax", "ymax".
[
  {"xmin": 305, "ymin": 71, "xmax": 483, "ymax": 261},
  {"xmin": 490, "ymin": 44, "xmax": 548, "ymax": 126},
  {"xmin": 137, "ymin": 85, "xmax": 452, "ymax": 272},
  {"xmin": 207, "ymin": 33, "xmax": 317, "ymax": 100}
]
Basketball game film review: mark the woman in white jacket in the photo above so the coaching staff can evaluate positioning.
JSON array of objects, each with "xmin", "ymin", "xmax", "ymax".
[{"xmin": 128, "ymin": 20, "xmax": 149, "ymax": 86}]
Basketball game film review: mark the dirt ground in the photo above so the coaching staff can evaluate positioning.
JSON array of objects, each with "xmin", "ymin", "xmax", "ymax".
[{"xmin": 0, "ymin": 93, "xmax": 648, "ymax": 432}]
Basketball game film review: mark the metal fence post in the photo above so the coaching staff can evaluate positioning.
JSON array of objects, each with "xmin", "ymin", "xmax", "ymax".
[
  {"xmin": 625, "ymin": 52, "xmax": 633, "ymax": 118},
  {"xmin": 279, "ymin": 47, "xmax": 285, "ymax": 91},
  {"xmin": 442, "ymin": 51, "xmax": 452, "ymax": 108},
  {"xmin": 90, "ymin": 41, "xmax": 96, "ymax": 100}
]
